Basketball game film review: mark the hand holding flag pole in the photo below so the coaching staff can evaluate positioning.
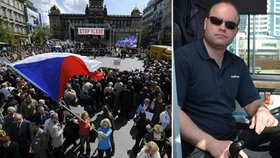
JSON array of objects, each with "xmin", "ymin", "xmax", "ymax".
[{"xmin": 59, "ymin": 103, "xmax": 98, "ymax": 133}]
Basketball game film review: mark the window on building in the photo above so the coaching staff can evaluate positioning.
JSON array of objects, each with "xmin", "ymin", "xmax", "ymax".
[
  {"xmin": 228, "ymin": 14, "xmax": 280, "ymax": 76},
  {"xmin": 276, "ymin": 18, "xmax": 280, "ymax": 25}
]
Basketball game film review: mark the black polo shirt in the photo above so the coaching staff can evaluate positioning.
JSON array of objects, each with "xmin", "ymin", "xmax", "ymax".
[{"xmin": 175, "ymin": 39, "xmax": 260, "ymax": 139}]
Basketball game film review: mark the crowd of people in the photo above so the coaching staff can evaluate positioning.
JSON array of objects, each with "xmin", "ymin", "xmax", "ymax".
[{"xmin": 0, "ymin": 45, "xmax": 172, "ymax": 158}]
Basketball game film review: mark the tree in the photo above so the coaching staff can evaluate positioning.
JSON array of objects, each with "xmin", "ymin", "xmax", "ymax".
[
  {"xmin": 0, "ymin": 22, "xmax": 16, "ymax": 45},
  {"xmin": 32, "ymin": 25, "xmax": 52, "ymax": 44},
  {"xmin": 140, "ymin": 20, "xmax": 152, "ymax": 48}
]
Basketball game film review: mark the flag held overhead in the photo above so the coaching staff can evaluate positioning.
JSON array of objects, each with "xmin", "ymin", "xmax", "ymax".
[{"xmin": 8, "ymin": 53, "xmax": 103, "ymax": 103}]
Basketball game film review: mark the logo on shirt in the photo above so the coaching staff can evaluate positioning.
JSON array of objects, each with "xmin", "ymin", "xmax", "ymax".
[{"xmin": 231, "ymin": 75, "xmax": 240, "ymax": 79}]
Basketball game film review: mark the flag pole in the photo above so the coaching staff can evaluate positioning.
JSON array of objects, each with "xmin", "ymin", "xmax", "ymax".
[{"xmin": 60, "ymin": 103, "xmax": 98, "ymax": 133}]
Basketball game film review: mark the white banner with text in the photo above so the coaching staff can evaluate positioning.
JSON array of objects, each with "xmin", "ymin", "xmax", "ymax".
[{"xmin": 78, "ymin": 28, "xmax": 105, "ymax": 35}]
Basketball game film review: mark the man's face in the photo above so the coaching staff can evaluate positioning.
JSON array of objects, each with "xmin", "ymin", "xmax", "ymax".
[
  {"xmin": 204, "ymin": 3, "xmax": 239, "ymax": 49},
  {"xmin": 15, "ymin": 115, "xmax": 22, "ymax": 123}
]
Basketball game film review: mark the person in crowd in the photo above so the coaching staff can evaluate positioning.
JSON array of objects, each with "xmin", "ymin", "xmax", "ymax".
[
  {"xmin": 12, "ymin": 113, "xmax": 33, "ymax": 158},
  {"xmin": 102, "ymin": 105, "xmax": 115, "ymax": 156},
  {"xmin": 136, "ymin": 141, "xmax": 161, "ymax": 158},
  {"xmin": 162, "ymin": 137, "xmax": 172, "ymax": 158},
  {"xmin": 32, "ymin": 106, "xmax": 49, "ymax": 126},
  {"xmin": 20, "ymin": 94, "xmax": 38, "ymax": 121},
  {"xmin": 149, "ymin": 93, "xmax": 164, "ymax": 124},
  {"xmin": 97, "ymin": 118, "xmax": 113, "ymax": 158},
  {"xmin": 159, "ymin": 104, "xmax": 171, "ymax": 138},
  {"xmin": 10, "ymin": 89, "xmax": 21, "ymax": 109},
  {"xmin": 119, "ymin": 85, "xmax": 132, "ymax": 120},
  {"xmin": 43, "ymin": 110, "xmax": 55, "ymax": 133},
  {"xmin": 80, "ymin": 90, "xmax": 94, "ymax": 116},
  {"xmin": 0, "ymin": 82, "xmax": 10, "ymax": 100},
  {"xmin": 29, "ymin": 88, "xmax": 40, "ymax": 101},
  {"xmin": 77, "ymin": 111, "xmax": 93, "ymax": 156},
  {"xmin": 0, "ymin": 135, "xmax": 21, "ymax": 158},
  {"xmin": 71, "ymin": 78, "xmax": 81, "ymax": 99},
  {"xmin": 47, "ymin": 112, "xmax": 65, "ymax": 158},
  {"xmin": 113, "ymin": 78, "xmax": 123, "ymax": 98},
  {"xmin": 136, "ymin": 98, "xmax": 150, "ymax": 116},
  {"xmin": 132, "ymin": 112, "xmax": 153, "ymax": 154},
  {"xmin": 104, "ymin": 82, "xmax": 114, "ymax": 96},
  {"xmin": 63, "ymin": 89, "xmax": 79, "ymax": 107},
  {"xmin": 30, "ymin": 122, "xmax": 49, "ymax": 158},
  {"xmin": 175, "ymin": 1, "xmax": 280, "ymax": 157},
  {"xmin": 144, "ymin": 124, "xmax": 167, "ymax": 155},
  {"xmin": 135, "ymin": 87, "xmax": 151, "ymax": 112},
  {"xmin": 92, "ymin": 80, "xmax": 102, "ymax": 111},
  {"xmin": 3, "ymin": 106, "xmax": 16, "ymax": 137},
  {"xmin": 62, "ymin": 111, "xmax": 79, "ymax": 150},
  {"xmin": 161, "ymin": 77, "xmax": 171, "ymax": 104},
  {"xmin": 104, "ymin": 87, "xmax": 116, "ymax": 112},
  {"xmin": 150, "ymin": 86, "xmax": 165, "ymax": 103},
  {"xmin": 38, "ymin": 99, "xmax": 50, "ymax": 111},
  {"xmin": 4, "ymin": 94, "xmax": 19, "ymax": 115}
]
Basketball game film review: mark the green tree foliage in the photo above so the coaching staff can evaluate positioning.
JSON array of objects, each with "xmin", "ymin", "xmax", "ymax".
[
  {"xmin": 140, "ymin": 26, "xmax": 151, "ymax": 48},
  {"xmin": 32, "ymin": 25, "xmax": 52, "ymax": 44},
  {"xmin": 0, "ymin": 23, "xmax": 16, "ymax": 45}
]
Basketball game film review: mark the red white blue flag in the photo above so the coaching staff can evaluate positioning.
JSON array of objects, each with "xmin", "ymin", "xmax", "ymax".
[{"xmin": 8, "ymin": 53, "xmax": 104, "ymax": 103}]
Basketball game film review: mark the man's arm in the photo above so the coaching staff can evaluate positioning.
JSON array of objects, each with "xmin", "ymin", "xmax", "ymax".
[
  {"xmin": 244, "ymin": 99, "xmax": 278, "ymax": 134},
  {"xmin": 179, "ymin": 107, "xmax": 248, "ymax": 158},
  {"xmin": 179, "ymin": 106, "xmax": 216, "ymax": 151}
]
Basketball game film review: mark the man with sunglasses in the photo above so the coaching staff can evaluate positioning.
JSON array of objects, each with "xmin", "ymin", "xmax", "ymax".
[{"xmin": 175, "ymin": 1, "xmax": 280, "ymax": 158}]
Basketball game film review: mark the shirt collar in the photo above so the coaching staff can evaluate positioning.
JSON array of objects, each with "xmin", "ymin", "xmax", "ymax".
[{"xmin": 197, "ymin": 39, "xmax": 233, "ymax": 66}]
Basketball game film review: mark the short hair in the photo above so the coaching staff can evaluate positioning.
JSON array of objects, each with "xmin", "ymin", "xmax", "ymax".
[
  {"xmin": 7, "ymin": 106, "xmax": 16, "ymax": 113},
  {"xmin": 166, "ymin": 104, "xmax": 172, "ymax": 110},
  {"xmin": 100, "ymin": 118, "xmax": 112, "ymax": 128},
  {"xmin": 209, "ymin": 0, "xmax": 240, "ymax": 24},
  {"xmin": 81, "ymin": 111, "xmax": 88, "ymax": 118},
  {"xmin": 144, "ymin": 98, "xmax": 150, "ymax": 103},
  {"xmin": 49, "ymin": 110, "xmax": 55, "ymax": 115},
  {"xmin": 143, "ymin": 141, "xmax": 159, "ymax": 153},
  {"xmin": 108, "ymin": 82, "xmax": 113, "ymax": 86},
  {"xmin": 38, "ymin": 99, "xmax": 45, "ymax": 105},
  {"xmin": 153, "ymin": 124, "xmax": 163, "ymax": 133},
  {"xmin": 50, "ymin": 112, "xmax": 58, "ymax": 119}
]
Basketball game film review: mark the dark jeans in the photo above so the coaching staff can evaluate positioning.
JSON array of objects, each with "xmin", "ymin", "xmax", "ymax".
[
  {"xmin": 80, "ymin": 135, "xmax": 91, "ymax": 154},
  {"xmin": 110, "ymin": 132, "xmax": 115, "ymax": 154},
  {"xmin": 53, "ymin": 146, "xmax": 64, "ymax": 158},
  {"xmin": 182, "ymin": 130, "xmax": 280, "ymax": 158},
  {"xmin": 98, "ymin": 148, "xmax": 111, "ymax": 158}
]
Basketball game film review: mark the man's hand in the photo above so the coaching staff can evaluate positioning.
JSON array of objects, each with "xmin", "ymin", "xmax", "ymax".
[
  {"xmin": 249, "ymin": 106, "xmax": 278, "ymax": 134},
  {"xmin": 206, "ymin": 140, "xmax": 248, "ymax": 158}
]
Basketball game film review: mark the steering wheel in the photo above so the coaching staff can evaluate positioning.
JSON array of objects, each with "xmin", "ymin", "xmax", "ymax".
[{"xmin": 229, "ymin": 124, "xmax": 280, "ymax": 158}]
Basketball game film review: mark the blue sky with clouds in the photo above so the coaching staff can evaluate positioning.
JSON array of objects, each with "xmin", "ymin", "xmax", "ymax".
[{"xmin": 31, "ymin": 0, "xmax": 150, "ymax": 24}]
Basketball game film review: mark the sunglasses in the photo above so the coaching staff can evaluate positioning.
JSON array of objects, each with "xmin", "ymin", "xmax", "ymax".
[{"xmin": 208, "ymin": 16, "xmax": 238, "ymax": 30}]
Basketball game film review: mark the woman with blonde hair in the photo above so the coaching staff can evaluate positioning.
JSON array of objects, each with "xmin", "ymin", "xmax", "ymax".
[
  {"xmin": 136, "ymin": 141, "xmax": 161, "ymax": 158},
  {"xmin": 144, "ymin": 124, "xmax": 167, "ymax": 155},
  {"xmin": 97, "ymin": 118, "xmax": 112, "ymax": 158}
]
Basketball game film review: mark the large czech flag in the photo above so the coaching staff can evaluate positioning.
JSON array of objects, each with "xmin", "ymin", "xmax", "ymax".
[{"xmin": 8, "ymin": 53, "xmax": 104, "ymax": 103}]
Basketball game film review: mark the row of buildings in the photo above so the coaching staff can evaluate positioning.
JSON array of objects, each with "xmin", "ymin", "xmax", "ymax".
[
  {"xmin": 0, "ymin": 0, "xmax": 42, "ymax": 43},
  {"xmin": 0, "ymin": 0, "xmax": 171, "ymax": 48}
]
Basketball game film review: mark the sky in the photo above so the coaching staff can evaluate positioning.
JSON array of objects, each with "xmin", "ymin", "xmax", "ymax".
[{"xmin": 30, "ymin": 0, "xmax": 150, "ymax": 25}]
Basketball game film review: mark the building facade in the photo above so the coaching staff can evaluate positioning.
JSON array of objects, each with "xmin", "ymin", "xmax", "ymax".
[
  {"xmin": 48, "ymin": 0, "xmax": 142, "ymax": 48},
  {"xmin": 142, "ymin": 0, "xmax": 171, "ymax": 45},
  {"xmin": 0, "ymin": 0, "xmax": 27, "ymax": 41}
]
